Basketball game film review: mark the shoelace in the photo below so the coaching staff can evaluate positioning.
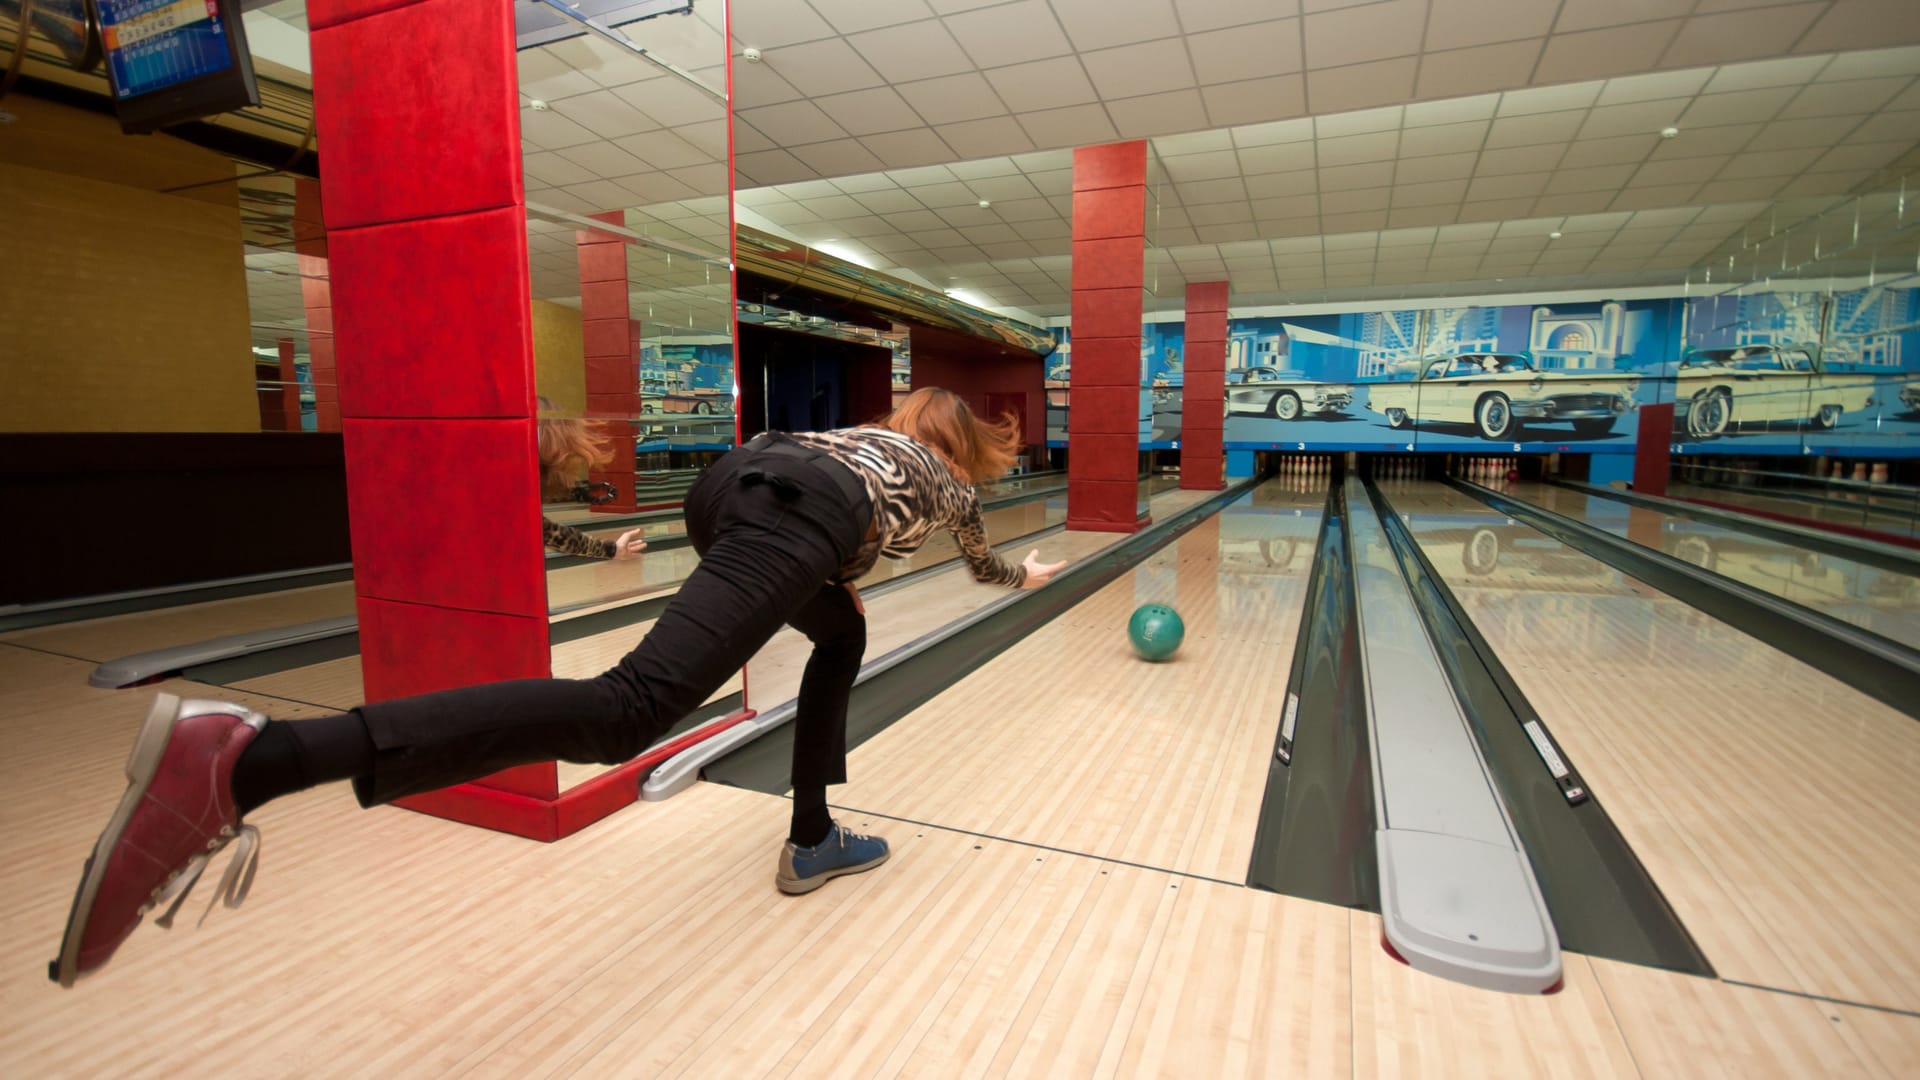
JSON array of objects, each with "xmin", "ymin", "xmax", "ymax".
[{"xmin": 151, "ymin": 825, "xmax": 262, "ymax": 930}]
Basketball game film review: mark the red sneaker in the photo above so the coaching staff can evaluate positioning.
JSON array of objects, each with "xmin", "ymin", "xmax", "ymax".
[{"xmin": 49, "ymin": 693, "xmax": 268, "ymax": 987}]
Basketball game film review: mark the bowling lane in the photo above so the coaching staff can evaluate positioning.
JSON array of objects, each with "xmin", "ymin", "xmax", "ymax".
[
  {"xmin": 1387, "ymin": 480, "xmax": 1920, "ymax": 1013},
  {"xmin": 8, "ymin": 488, "xmax": 1076, "ymax": 671},
  {"xmin": 1666, "ymin": 480, "xmax": 1920, "ymax": 539},
  {"xmin": 1509, "ymin": 482, "xmax": 1920, "ymax": 647},
  {"xmin": 830, "ymin": 477, "xmax": 1325, "ymax": 883}
]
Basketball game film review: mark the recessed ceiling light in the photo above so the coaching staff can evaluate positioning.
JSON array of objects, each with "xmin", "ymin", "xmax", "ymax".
[
  {"xmin": 1549, "ymin": 231, "xmax": 1563, "ymax": 239},
  {"xmin": 1659, "ymin": 126, "xmax": 1679, "ymax": 139},
  {"xmin": 527, "ymin": 99, "xmax": 550, "ymax": 111},
  {"xmin": 977, "ymin": 199, "xmax": 991, "ymax": 208}
]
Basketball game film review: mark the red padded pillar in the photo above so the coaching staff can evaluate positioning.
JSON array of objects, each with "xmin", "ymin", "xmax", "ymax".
[
  {"xmin": 293, "ymin": 178, "xmax": 335, "ymax": 433},
  {"xmin": 1182, "ymin": 281, "xmax": 1228, "ymax": 491},
  {"xmin": 1634, "ymin": 402, "xmax": 1672, "ymax": 497},
  {"xmin": 311, "ymin": 0, "xmax": 557, "ymax": 828},
  {"xmin": 276, "ymin": 338, "xmax": 301, "ymax": 430},
  {"xmin": 578, "ymin": 211, "xmax": 640, "ymax": 512},
  {"xmin": 1068, "ymin": 141, "xmax": 1148, "ymax": 533}
]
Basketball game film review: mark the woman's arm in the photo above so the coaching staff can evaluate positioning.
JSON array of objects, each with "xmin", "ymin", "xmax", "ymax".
[{"xmin": 543, "ymin": 518, "xmax": 646, "ymax": 559}]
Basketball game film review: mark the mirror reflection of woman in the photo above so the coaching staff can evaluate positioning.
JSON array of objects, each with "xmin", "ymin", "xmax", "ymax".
[
  {"xmin": 52, "ymin": 388, "xmax": 1067, "ymax": 987},
  {"xmin": 538, "ymin": 398, "xmax": 646, "ymax": 560}
]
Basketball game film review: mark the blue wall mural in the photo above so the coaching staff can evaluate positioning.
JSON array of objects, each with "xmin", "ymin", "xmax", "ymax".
[{"xmin": 1046, "ymin": 282, "xmax": 1920, "ymax": 459}]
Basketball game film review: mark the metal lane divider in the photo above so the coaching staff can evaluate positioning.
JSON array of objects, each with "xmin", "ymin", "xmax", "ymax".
[{"xmin": 1343, "ymin": 475, "xmax": 1562, "ymax": 995}]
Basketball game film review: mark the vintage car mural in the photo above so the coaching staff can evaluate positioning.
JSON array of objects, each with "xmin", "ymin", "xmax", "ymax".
[
  {"xmin": 1672, "ymin": 344, "xmax": 1878, "ymax": 439},
  {"xmin": 1225, "ymin": 366, "xmax": 1355, "ymax": 420},
  {"xmin": 1364, "ymin": 353, "xmax": 1636, "ymax": 440},
  {"xmin": 1898, "ymin": 379, "xmax": 1920, "ymax": 414}
]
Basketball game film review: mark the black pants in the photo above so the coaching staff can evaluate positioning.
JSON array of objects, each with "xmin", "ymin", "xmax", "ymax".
[{"xmin": 350, "ymin": 435, "xmax": 872, "ymax": 808}]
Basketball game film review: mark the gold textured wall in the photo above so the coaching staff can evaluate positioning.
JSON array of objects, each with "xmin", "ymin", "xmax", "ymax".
[
  {"xmin": 0, "ymin": 97, "xmax": 254, "ymax": 433},
  {"xmin": 531, "ymin": 298, "xmax": 587, "ymax": 414}
]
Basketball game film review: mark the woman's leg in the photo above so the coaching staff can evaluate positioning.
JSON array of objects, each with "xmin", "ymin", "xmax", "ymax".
[{"xmin": 782, "ymin": 582, "xmax": 866, "ymax": 846}]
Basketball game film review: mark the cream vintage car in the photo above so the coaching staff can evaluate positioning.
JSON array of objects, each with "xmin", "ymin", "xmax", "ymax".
[
  {"xmin": 1226, "ymin": 366, "xmax": 1354, "ymax": 420},
  {"xmin": 1897, "ymin": 380, "xmax": 1920, "ymax": 413},
  {"xmin": 1673, "ymin": 345, "xmax": 1878, "ymax": 439},
  {"xmin": 1365, "ymin": 353, "xmax": 1637, "ymax": 440}
]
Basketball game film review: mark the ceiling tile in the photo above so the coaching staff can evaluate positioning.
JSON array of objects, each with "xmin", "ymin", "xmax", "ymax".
[
  {"xmin": 1048, "ymin": 0, "xmax": 1182, "ymax": 50},
  {"xmin": 1322, "ymin": 187, "xmax": 1391, "ymax": 213},
  {"xmin": 735, "ymin": 100, "xmax": 849, "ymax": 145},
  {"xmin": 1810, "ymin": 141, "xmax": 1913, "ymax": 172},
  {"xmin": 1532, "ymin": 191, "xmax": 1617, "ymax": 215},
  {"xmin": 1484, "ymin": 110, "xmax": 1587, "ymax": 149},
  {"xmin": 1201, "ymin": 75, "xmax": 1309, "ymax": 126},
  {"xmin": 1177, "ymin": 176, "xmax": 1252, "ymax": 205},
  {"xmin": 935, "ymin": 116, "xmax": 1037, "ymax": 158},
  {"xmin": 1679, "ymin": 86, "xmax": 1800, "ymax": 128},
  {"xmin": 790, "ymin": 139, "xmax": 888, "ymax": 178},
  {"xmin": 1631, "ymin": 156, "xmax": 1729, "ymax": 186},
  {"xmin": 1797, "ymin": 0, "xmax": 1920, "ymax": 53},
  {"xmin": 762, "ymin": 38, "xmax": 887, "ymax": 97},
  {"xmin": 1413, "ymin": 38, "xmax": 1543, "ymax": 100},
  {"xmin": 1243, "ymin": 166, "xmax": 1319, "ymax": 196},
  {"xmin": 1321, "ymin": 161, "xmax": 1396, "ymax": 189},
  {"xmin": 520, "ymin": 108, "xmax": 602, "ymax": 151},
  {"xmin": 1425, "ymin": 0, "xmax": 1558, "ymax": 51},
  {"xmin": 1647, "ymin": 122, "xmax": 1760, "ymax": 158},
  {"xmin": 1175, "ymin": 0, "xmax": 1302, "ymax": 32},
  {"xmin": 1016, "ymin": 102, "xmax": 1119, "ymax": 147},
  {"xmin": 1081, "ymin": 38, "xmax": 1199, "ymax": 99},
  {"xmin": 1399, "ymin": 120, "xmax": 1488, "ymax": 158},
  {"xmin": 1741, "ymin": 115, "xmax": 1851, "ymax": 151},
  {"xmin": 1187, "ymin": 19, "xmax": 1303, "ymax": 85},
  {"xmin": 857, "ymin": 130, "xmax": 958, "ymax": 169},
  {"xmin": 846, "ymin": 21, "xmax": 977, "ymax": 85},
  {"xmin": 1535, "ymin": 20, "xmax": 1685, "ymax": 82},
  {"xmin": 608, "ymin": 78, "xmax": 725, "ymax": 127},
  {"xmin": 1661, "ymin": 4, "xmax": 1827, "ymax": 69},
  {"xmin": 1107, "ymin": 89, "xmax": 1212, "ymax": 138},
  {"xmin": 1554, "ymin": 0, "xmax": 1674, "ymax": 34},
  {"xmin": 1476, "ymin": 143, "xmax": 1566, "ymax": 175},
  {"xmin": 1316, "ymin": 105, "xmax": 1405, "ymax": 138},
  {"xmin": 1558, "ymin": 133, "xmax": 1660, "ymax": 168},
  {"xmin": 1309, "ymin": 57, "xmax": 1418, "ymax": 114},
  {"xmin": 982, "ymin": 57, "xmax": 1100, "ymax": 112},
  {"xmin": 1608, "ymin": 184, "xmax": 1700, "ymax": 211},
  {"xmin": 1302, "ymin": 0, "xmax": 1426, "ymax": 69},
  {"xmin": 897, "ymin": 73, "xmax": 1011, "ymax": 125},
  {"xmin": 1395, "ymin": 152, "xmax": 1479, "ymax": 183},
  {"xmin": 524, "ymin": 150, "xmax": 600, "ymax": 187},
  {"xmin": 943, "ymin": 0, "xmax": 1075, "ymax": 66},
  {"xmin": 805, "ymin": 87, "xmax": 921, "ymax": 137},
  {"xmin": 730, "ymin": 58, "xmax": 806, "ymax": 109},
  {"xmin": 1544, "ymin": 163, "xmax": 1637, "ymax": 194},
  {"xmin": 1162, "ymin": 150, "xmax": 1244, "ymax": 181},
  {"xmin": 729, "ymin": 0, "xmax": 838, "ymax": 49},
  {"xmin": 1841, "ymin": 109, "xmax": 1920, "ymax": 143},
  {"xmin": 1819, "ymin": 45, "xmax": 1920, "ymax": 81},
  {"xmin": 807, "ymin": 0, "xmax": 936, "ymax": 34},
  {"xmin": 1777, "ymin": 76, "xmax": 1914, "ymax": 119},
  {"xmin": 1392, "ymin": 179, "xmax": 1470, "ymax": 208},
  {"xmin": 1467, "ymin": 173, "xmax": 1552, "ymax": 200},
  {"xmin": 1496, "ymin": 80, "xmax": 1607, "ymax": 117},
  {"xmin": 1722, "ymin": 146, "xmax": 1826, "ymax": 176},
  {"xmin": 1254, "ymin": 193, "xmax": 1321, "ymax": 218}
]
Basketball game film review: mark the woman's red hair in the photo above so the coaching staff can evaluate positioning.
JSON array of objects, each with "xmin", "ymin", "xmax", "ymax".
[
  {"xmin": 536, "ymin": 396, "xmax": 614, "ymax": 497},
  {"xmin": 873, "ymin": 387, "xmax": 1021, "ymax": 484}
]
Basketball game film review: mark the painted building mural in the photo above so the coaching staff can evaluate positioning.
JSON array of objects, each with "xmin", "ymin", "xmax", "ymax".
[{"xmin": 1044, "ymin": 282, "xmax": 1920, "ymax": 459}]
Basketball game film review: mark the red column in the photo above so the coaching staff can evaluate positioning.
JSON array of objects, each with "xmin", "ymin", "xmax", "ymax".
[
  {"xmin": 1182, "ymin": 282, "xmax": 1228, "ymax": 490},
  {"xmin": 293, "ymin": 178, "xmax": 336, "ymax": 432},
  {"xmin": 1068, "ymin": 140, "xmax": 1148, "ymax": 533},
  {"xmin": 1633, "ymin": 402, "xmax": 1672, "ymax": 497},
  {"xmin": 577, "ymin": 212, "xmax": 640, "ymax": 512},
  {"xmin": 276, "ymin": 337, "xmax": 300, "ymax": 430},
  {"xmin": 311, "ymin": 0, "xmax": 555, "ymax": 830}
]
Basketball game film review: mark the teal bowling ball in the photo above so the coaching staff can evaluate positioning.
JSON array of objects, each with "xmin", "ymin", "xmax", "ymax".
[{"xmin": 1127, "ymin": 603, "xmax": 1185, "ymax": 662}]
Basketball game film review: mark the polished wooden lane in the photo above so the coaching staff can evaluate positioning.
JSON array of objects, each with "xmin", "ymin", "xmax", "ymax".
[
  {"xmin": 9, "ymin": 556, "xmax": 1913, "ymax": 1074},
  {"xmin": 1389, "ymin": 479, "xmax": 1920, "ymax": 1015},
  {"xmin": 1511, "ymin": 481, "xmax": 1920, "ymax": 646},
  {"xmin": 833, "ymin": 478, "xmax": 1319, "ymax": 883}
]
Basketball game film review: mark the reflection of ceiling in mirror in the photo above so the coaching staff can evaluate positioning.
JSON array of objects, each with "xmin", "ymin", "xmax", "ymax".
[{"xmin": 727, "ymin": 1, "xmax": 1920, "ymax": 312}]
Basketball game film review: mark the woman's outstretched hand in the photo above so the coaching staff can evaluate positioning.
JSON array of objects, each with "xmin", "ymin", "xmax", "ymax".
[
  {"xmin": 1021, "ymin": 550, "xmax": 1067, "ymax": 589},
  {"xmin": 612, "ymin": 530, "xmax": 647, "ymax": 560}
]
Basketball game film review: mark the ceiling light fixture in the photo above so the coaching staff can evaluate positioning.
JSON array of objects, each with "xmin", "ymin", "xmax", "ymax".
[
  {"xmin": 741, "ymin": 47, "xmax": 762, "ymax": 63},
  {"xmin": 977, "ymin": 199, "xmax": 991, "ymax": 208},
  {"xmin": 1549, "ymin": 231, "xmax": 1563, "ymax": 239},
  {"xmin": 528, "ymin": 99, "xmax": 550, "ymax": 111},
  {"xmin": 1659, "ymin": 126, "xmax": 1679, "ymax": 139}
]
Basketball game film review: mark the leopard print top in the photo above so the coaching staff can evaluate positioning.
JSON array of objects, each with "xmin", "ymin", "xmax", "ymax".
[
  {"xmin": 542, "ymin": 518, "xmax": 616, "ymax": 559},
  {"xmin": 784, "ymin": 427, "xmax": 1025, "ymax": 588}
]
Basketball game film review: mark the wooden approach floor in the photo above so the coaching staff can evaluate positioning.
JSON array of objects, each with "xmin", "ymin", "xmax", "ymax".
[{"xmin": 3, "ymin": 479, "xmax": 1916, "ymax": 1075}]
